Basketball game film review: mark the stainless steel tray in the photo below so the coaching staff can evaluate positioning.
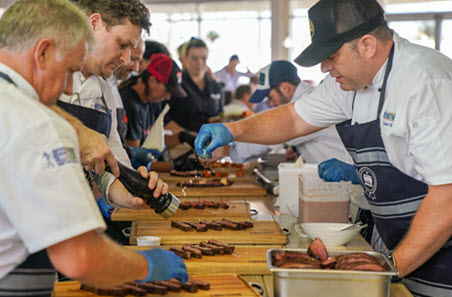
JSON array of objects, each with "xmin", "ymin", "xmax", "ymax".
[{"xmin": 267, "ymin": 248, "xmax": 398, "ymax": 297}]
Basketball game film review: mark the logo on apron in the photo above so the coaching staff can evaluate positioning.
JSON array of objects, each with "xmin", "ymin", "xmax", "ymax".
[{"xmin": 359, "ymin": 167, "xmax": 377, "ymax": 200}]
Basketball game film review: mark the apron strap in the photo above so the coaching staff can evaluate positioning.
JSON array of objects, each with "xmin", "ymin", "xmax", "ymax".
[{"xmin": 377, "ymin": 45, "xmax": 395, "ymax": 115}]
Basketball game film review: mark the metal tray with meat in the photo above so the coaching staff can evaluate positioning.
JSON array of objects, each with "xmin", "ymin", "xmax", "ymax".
[{"xmin": 267, "ymin": 239, "xmax": 398, "ymax": 297}]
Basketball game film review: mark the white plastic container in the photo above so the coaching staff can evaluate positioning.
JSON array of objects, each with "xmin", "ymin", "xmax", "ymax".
[
  {"xmin": 298, "ymin": 172, "xmax": 351, "ymax": 224},
  {"xmin": 278, "ymin": 163, "xmax": 319, "ymax": 216},
  {"xmin": 137, "ymin": 236, "xmax": 161, "ymax": 246}
]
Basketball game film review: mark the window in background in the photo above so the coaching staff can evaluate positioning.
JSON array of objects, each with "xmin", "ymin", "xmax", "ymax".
[
  {"xmin": 441, "ymin": 20, "xmax": 452, "ymax": 58},
  {"xmin": 290, "ymin": 8, "xmax": 324, "ymax": 84},
  {"xmin": 201, "ymin": 10, "xmax": 271, "ymax": 73},
  {"xmin": 388, "ymin": 20, "xmax": 436, "ymax": 49}
]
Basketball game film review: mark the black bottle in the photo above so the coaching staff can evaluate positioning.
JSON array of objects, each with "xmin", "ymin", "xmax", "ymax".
[{"xmin": 106, "ymin": 161, "xmax": 179, "ymax": 218}]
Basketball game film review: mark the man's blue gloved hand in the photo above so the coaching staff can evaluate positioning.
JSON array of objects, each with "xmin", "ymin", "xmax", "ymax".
[
  {"xmin": 136, "ymin": 249, "xmax": 188, "ymax": 284},
  {"xmin": 129, "ymin": 147, "xmax": 162, "ymax": 169},
  {"xmin": 194, "ymin": 123, "xmax": 233, "ymax": 159},
  {"xmin": 318, "ymin": 158, "xmax": 361, "ymax": 185},
  {"xmin": 96, "ymin": 197, "xmax": 114, "ymax": 219}
]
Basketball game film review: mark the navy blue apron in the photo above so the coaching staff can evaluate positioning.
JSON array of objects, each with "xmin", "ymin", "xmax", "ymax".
[
  {"xmin": 0, "ymin": 72, "xmax": 56, "ymax": 296},
  {"xmin": 56, "ymin": 91, "xmax": 111, "ymax": 139},
  {"xmin": 336, "ymin": 46, "xmax": 452, "ymax": 296}
]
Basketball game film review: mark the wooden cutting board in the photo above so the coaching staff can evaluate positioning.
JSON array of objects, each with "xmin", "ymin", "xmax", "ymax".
[
  {"xmin": 168, "ymin": 181, "xmax": 266, "ymax": 197},
  {"xmin": 129, "ymin": 220, "xmax": 287, "ymax": 245},
  {"xmin": 53, "ymin": 274, "xmax": 260, "ymax": 297},
  {"xmin": 111, "ymin": 202, "xmax": 251, "ymax": 221},
  {"xmin": 160, "ymin": 172, "xmax": 255, "ymax": 182},
  {"xmin": 126, "ymin": 245, "xmax": 282, "ymax": 275}
]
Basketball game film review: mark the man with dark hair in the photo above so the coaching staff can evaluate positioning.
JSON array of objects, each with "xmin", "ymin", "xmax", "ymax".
[
  {"xmin": 58, "ymin": 0, "xmax": 164, "ymax": 210},
  {"xmin": 120, "ymin": 54, "xmax": 186, "ymax": 151},
  {"xmin": 168, "ymin": 38, "xmax": 224, "ymax": 132},
  {"xmin": 205, "ymin": 61, "xmax": 348, "ymax": 166},
  {"xmin": 139, "ymin": 40, "xmax": 171, "ymax": 73},
  {"xmin": 195, "ymin": 0, "xmax": 452, "ymax": 295}
]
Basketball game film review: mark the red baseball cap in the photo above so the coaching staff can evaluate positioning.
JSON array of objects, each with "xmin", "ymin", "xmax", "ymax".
[{"xmin": 146, "ymin": 54, "xmax": 187, "ymax": 97}]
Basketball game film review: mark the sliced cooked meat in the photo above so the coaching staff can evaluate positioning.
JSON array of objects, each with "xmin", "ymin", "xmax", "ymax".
[
  {"xmin": 278, "ymin": 262, "xmax": 321, "ymax": 269},
  {"xmin": 182, "ymin": 244, "xmax": 203, "ymax": 258},
  {"xmin": 179, "ymin": 201, "xmax": 193, "ymax": 210},
  {"xmin": 171, "ymin": 220, "xmax": 193, "ymax": 232},
  {"xmin": 169, "ymin": 247, "xmax": 192, "ymax": 260},
  {"xmin": 308, "ymin": 238, "xmax": 328, "ymax": 262},
  {"xmin": 207, "ymin": 240, "xmax": 235, "ymax": 254},
  {"xmin": 188, "ymin": 277, "xmax": 210, "ymax": 290}
]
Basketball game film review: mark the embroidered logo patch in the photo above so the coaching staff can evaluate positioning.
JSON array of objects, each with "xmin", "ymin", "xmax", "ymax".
[
  {"xmin": 309, "ymin": 18, "xmax": 315, "ymax": 38},
  {"xmin": 359, "ymin": 167, "xmax": 377, "ymax": 200},
  {"xmin": 43, "ymin": 147, "xmax": 78, "ymax": 169},
  {"xmin": 94, "ymin": 103, "xmax": 109, "ymax": 114},
  {"xmin": 382, "ymin": 111, "xmax": 395, "ymax": 127}
]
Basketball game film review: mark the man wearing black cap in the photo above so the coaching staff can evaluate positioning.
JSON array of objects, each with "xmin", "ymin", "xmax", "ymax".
[{"xmin": 195, "ymin": 0, "xmax": 452, "ymax": 295}]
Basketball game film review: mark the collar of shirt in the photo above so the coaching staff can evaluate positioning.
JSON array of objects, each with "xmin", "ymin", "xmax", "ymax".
[{"xmin": 0, "ymin": 63, "xmax": 40, "ymax": 102}]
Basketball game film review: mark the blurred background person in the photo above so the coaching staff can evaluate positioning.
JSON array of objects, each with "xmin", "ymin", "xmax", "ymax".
[
  {"xmin": 119, "ymin": 54, "xmax": 186, "ymax": 168},
  {"xmin": 215, "ymin": 54, "xmax": 253, "ymax": 104},
  {"xmin": 168, "ymin": 38, "xmax": 224, "ymax": 132},
  {"xmin": 222, "ymin": 84, "xmax": 254, "ymax": 117}
]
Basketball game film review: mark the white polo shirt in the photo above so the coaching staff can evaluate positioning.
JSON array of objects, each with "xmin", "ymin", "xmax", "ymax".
[
  {"xmin": 0, "ymin": 64, "xmax": 106, "ymax": 278},
  {"xmin": 295, "ymin": 32, "xmax": 452, "ymax": 186},
  {"xmin": 59, "ymin": 72, "xmax": 131, "ymax": 167}
]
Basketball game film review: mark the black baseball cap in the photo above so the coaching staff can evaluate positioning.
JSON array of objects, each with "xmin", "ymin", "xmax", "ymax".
[
  {"xmin": 147, "ymin": 54, "xmax": 187, "ymax": 98},
  {"xmin": 295, "ymin": 0, "xmax": 386, "ymax": 67}
]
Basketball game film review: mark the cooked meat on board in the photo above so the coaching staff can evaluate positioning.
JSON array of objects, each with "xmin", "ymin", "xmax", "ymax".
[
  {"xmin": 179, "ymin": 201, "xmax": 230, "ymax": 210},
  {"xmin": 272, "ymin": 238, "xmax": 390, "ymax": 272},
  {"xmin": 171, "ymin": 219, "xmax": 253, "ymax": 232},
  {"xmin": 169, "ymin": 240, "xmax": 234, "ymax": 259},
  {"xmin": 176, "ymin": 178, "xmax": 233, "ymax": 187},
  {"xmin": 80, "ymin": 277, "xmax": 210, "ymax": 296}
]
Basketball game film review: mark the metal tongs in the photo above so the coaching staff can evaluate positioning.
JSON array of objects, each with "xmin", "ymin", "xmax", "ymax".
[{"xmin": 253, "ymin": 168, "xmax": 278, "ymax": 195}]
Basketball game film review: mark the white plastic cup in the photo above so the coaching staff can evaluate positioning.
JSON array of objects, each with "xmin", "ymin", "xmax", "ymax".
[{"xmin": 136, "ymin": 236, "xmax": 161, "ymax": 246}]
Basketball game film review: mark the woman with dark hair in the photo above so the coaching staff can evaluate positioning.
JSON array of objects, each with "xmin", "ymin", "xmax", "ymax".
[{"xmin": 168, "ymin": 38, "xmax": 225, "ymax": 132}]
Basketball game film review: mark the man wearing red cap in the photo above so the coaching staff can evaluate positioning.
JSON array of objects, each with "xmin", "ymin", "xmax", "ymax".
[{"xmin": 120, "ymin": 54, "xmax": 186, "ymax": 151}]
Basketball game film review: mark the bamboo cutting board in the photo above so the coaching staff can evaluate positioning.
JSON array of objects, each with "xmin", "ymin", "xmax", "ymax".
[
  {"xmin": 129, "ymin": 220, "xmax": 287, "ymax": 245},
  {"xmin": 168, "ymin": 182, "xmax": 267, "ymax": 197},
  {"xmin": 111, "ymin": 202, "xmax": 251, "ymax": 221},
  {"xmin": 160, "ymin": 172, "xmax": 255, "ymax": 182},
  {"xmin": 126, "ymin": 245, "xmax": 282, "ymax": 275},
  {"xmin": 53, "ymin": 274, "xmax": 260, "ymax": 297}
]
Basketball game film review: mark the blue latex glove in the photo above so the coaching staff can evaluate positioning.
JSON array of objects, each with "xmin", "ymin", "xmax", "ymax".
[
  {"xmin": 96, "ymin": 197, "xmax": 114, "ymax": 219},
  {"xmin": 318, "ymin": 158, "xmax": 361, "ymax": 185},
  {"xmin": 135, "ymin": 249, "xmax": 188, "ymax": 284},
  {"xmin": 129, "ymin": 147, "xmax": 162, "ymax": 169},
  {"xmin": 194, "ymin": 123, "xmax": 233, "ymax": 159}
]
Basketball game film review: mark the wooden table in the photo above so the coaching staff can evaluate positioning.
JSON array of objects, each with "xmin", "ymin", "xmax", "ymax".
[
  {"xmin": 54, "ymin": 274, "xmax": 261, "ymax": 297},
  {"xmin": 129, "ymin": 220, "xmax": 287, "ymax": 245},
  {"xmin": 167, "ymin": 180, "xmax": 267, "ymax": 197}
]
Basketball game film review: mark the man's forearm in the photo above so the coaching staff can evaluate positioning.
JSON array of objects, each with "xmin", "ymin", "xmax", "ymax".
[
  {"xmin": 225, "ymin": 103, "xmax": 322, "ymax": 145},
  {"xmin": 48, "ymin": 230, "xmax": 148, "ymax": 287},
  {"xmin": 393, "ymin": 183, "xmax": 452, "ymax": 277}
]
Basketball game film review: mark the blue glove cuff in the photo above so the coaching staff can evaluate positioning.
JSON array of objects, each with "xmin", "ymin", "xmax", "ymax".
[
  {"xmin": 96, "ymin": 197, "xmax": 114, "ymax": 219},
  {"xmin": 135, "ymin": 250, "xmax": 154, "ymax": 284}
]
